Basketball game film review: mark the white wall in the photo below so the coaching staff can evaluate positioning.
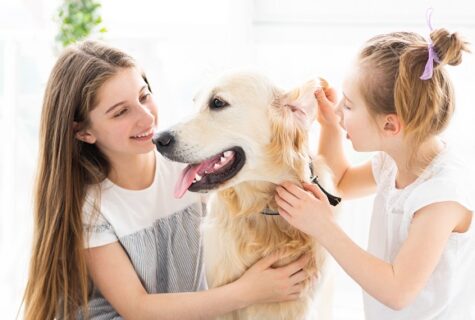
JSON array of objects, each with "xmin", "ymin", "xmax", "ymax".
[{"xmin": 1, "ymin": 0, "xmax": 474, "ymax": 319}]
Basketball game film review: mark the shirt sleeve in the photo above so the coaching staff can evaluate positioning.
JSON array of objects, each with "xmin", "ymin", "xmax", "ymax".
[
  {"xmin": 404, "ymin": 177, "xmax": 474, "ymax": 219},
  {"xmin": 82, "ymin": 194, "xmax": 118, "ymax": 248},
  {"xmin": 399, "ymin": 176, "xmax": 474, "ymax": 241}
]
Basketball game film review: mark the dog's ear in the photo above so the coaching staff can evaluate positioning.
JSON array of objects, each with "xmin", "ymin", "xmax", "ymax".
[{"xmin": 280, "ymin": 79, "xmax": 323, "ymax": 128}]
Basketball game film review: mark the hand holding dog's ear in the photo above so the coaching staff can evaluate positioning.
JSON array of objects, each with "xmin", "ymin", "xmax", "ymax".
[{"xmin": 314, "ymin": 87, "xmax": 341, "ymax": 128}]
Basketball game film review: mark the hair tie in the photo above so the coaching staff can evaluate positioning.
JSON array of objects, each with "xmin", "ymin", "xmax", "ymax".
[{"xmin": 420, "ymin": 8, "xmax": 440, "ymax": 80}]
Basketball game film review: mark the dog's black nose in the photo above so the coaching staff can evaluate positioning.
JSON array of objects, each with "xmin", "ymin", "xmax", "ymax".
[{"xmin": 153, "ymin": 131, "xmax": 175, "ymax": 151}]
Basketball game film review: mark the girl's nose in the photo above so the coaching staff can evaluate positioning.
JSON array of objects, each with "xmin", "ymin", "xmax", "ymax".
[{"xmin": 136, "ymin": 104, "xmax": 155, "ymax": 126}]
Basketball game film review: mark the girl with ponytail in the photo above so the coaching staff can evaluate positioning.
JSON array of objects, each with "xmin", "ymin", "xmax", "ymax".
[{"xmin": 276, "ymin": 17, "xmax": 475, "ymax": 319}]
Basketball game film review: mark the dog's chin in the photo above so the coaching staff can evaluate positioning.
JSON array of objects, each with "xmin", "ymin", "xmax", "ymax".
[{"xmin": 185, "ymin": 146, "xmax": 246, "ymax": 192}]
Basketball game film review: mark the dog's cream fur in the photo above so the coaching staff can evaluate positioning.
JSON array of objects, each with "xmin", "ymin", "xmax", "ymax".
[{"xmin": 160, "ymin": 73, "xmax": 335, "ymax": 319}]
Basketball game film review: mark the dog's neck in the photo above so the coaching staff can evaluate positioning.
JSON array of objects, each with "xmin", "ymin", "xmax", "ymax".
[
  {"xmin": 217, "ymin": 166, "xmax": 310, "ymax": 218},
  {"xmin": 217, "ymin": 181, "xmax": 273, "ymax": 217}
]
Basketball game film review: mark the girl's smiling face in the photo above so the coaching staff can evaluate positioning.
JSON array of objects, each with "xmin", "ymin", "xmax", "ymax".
[{"xmin": 79, "ymin": 67, "xmax": 158, "ymax": 160}]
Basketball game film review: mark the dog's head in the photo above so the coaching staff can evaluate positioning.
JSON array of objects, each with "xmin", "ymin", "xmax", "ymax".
[{"xmin": 153, "ymin": 72, "xmax": 324, "ymax": 198}]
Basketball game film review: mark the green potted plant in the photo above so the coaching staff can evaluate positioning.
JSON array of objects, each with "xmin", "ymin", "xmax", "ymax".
[{"xmin": 56, "ymin": 0, "xmax": 107, "ymax": 47}]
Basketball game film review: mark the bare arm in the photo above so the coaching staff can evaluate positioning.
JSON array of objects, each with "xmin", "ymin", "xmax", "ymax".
[
  {"xmin": 337, "ymin": 160, "xmax": 376, "ymax": 199},
  {"xmin": 276, "ymin": 182, "xmax": 471, "ymax": 310},
  {"xmin": 318, "ymin": 201, "xmax": 470, "ymax": 309},
  {"xmin": 315, "ymin": 88, "xmax": 376, "ymax": 199},
  {"xmin": 85, "ymin": 243, "xmax": 310, "ymax": 320}
]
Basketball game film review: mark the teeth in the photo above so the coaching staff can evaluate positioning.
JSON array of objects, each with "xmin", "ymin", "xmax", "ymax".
[
  {"xmin": 214, "ymin": 163, "xmax": 221, "ymax": 169},
  {"xmin": 220, "ymin": 156, "xmax": 226, "ymax": 163},
  {"xmin": 195, "ymin": 174, "xmax": 202, "ymax": 181},
  {"xmin": 223, "ymin": 151, "xmax": 233, "ymax": 157},
  {"xmin": 134, "ymin": 129, "xmax": 153, "ymax": 138}
]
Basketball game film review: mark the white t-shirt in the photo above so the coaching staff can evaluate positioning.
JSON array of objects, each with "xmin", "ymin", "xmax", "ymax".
[
  {"xmin": 82, "ymin": 151, "xmax": 202, "ymax": 248},
  {"xmin": 80, "ymin": 151, "xmax": 207, "ymax": 319},
  {"xmin": 364, "ymin": 146, "xmax": 475, "ymax": 319}
]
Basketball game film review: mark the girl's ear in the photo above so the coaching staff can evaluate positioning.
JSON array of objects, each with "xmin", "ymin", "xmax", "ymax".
[
  {"xmin": 381, "ymin": 114, "xmax": 402, "ymax": 135},
  {"xmin": 73, "ymin": 121, "xmax": 96, "ymax": 144}
]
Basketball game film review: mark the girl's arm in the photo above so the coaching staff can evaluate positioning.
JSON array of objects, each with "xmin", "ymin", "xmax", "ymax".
[
  {"xmin": 315, "ymin": 88, "xmax": 376, "ymax": 199},
  {"xmin": 319, "ymin": 201, "xmax": 469, "ymax": 309},
  {"xmin": 85, "ymin": 243, "xmax": 310, "ymax": 320},
  {"xmin": 276, "ymin": 182, "xmax": 471, "ymax": 310}
]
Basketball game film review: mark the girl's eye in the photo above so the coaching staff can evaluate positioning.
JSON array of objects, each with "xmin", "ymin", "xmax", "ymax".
[
  {"xmin": 114, "ymin": 108, "xmax": 128, "ymax": 118},
  {"xmin": 343, "ymin": 104, "xmax": 351, "ymax": 111},
  {"xmin": 140, "ymin": 93, "xmax": 151, "ymax": 103}
]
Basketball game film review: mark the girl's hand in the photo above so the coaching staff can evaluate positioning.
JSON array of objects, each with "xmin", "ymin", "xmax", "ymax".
[
  {"xmin": 314, "ymin": 86, "xmax": 341, "ymax": 129},
  {"xmin": 234, "ymin": 253, "xmax": 311, "ymax": 306},
  {"xmin": 275, "ymin": 182, "xmax": 335, "ymax": 239}
]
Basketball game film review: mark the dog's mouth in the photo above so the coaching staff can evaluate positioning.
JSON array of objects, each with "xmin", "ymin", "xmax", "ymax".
[{"xmin": 174, "ymin": 146, "xmax": 246, "ymax": 198}]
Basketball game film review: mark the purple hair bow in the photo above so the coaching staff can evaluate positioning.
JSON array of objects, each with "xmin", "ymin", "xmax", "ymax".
[{"xmin": 420, "ymin": 8, "xmax": 440, "ymax": 80}]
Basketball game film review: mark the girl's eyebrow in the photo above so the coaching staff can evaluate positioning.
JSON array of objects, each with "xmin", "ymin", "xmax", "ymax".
[
  {"xmin": 139, "ymin": 84, "xmax": 148, "ymax": 93},
  {"xmin": 105, "ymin": 85, "xmax": 149, "ymax": 114},
  {"xmin": 106, "ymin": 101, "xmax": 125, "ymax": 114},
  {"xmin": 342, "ymin": 92, "xmax": 353, "ymax": 104}
]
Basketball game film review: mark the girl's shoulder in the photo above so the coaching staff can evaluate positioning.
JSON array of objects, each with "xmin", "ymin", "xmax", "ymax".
[
  {"xmin": 405, "ymin": 145, "xmax": 474, "ymax": 216},
  {"xmin": 425, "ymin": 143, "xmax": 473, "ymax": 181}
]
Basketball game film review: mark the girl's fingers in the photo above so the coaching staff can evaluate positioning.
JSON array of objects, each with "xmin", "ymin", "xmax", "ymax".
[
  {"xmin": 323, "ymin": 87, "xmax": 338, "ymax": 104},
  {"xmin": 317, "ymin": 78, "xmax": 337, "ymax": 102},
  {"xmin": 290, "ymin": 269, "xmax": 308, "ymax": 284},
  {"xmin": 278, "ymin": 208, "xmax": 292, "ymax": 220},
  {"xmin": 315, "ymin": 88, "xmax": 341, "ymax": 126},
  {"xmin": 315, "ymin": 88, "xmax": 333, "ymax": 111},
  {"xmin": 253, "ymin": 252, "xmax": 281, "ymax": 270},
  {"xmin": 275, "ymin": 194, "xmax": 294, "ymax": 214},
  {"xmin": 283, "ymin": 293, "xmax": 301, "ymax": 301},
  {"xmin": 302, "ymin": 183, "xmax": 329, "ymax": 204},
  {"xmin": 275, "ymin": 185, "xmax": 300, "ymax": 206},
  {"xmin": 289, "ymin": 283, "xmax": 304, "ymax": 295},
  {"xmin": 279, "ymin": 182, "xmax": 309, "ymax": 201},
  {"xmin": 281, "ymin": 254, "xmax": 310, "ymax": 276}
]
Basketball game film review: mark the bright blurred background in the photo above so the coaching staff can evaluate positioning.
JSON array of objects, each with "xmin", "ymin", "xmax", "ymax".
[{"xmin": 1, "ymin": 0, "xmax": 474, "ymax": 319}]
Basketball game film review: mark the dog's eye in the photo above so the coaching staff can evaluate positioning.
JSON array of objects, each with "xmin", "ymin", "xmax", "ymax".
[{"xmin": 210, "ymin": 97, "xmax": 229, "ymax": 110}]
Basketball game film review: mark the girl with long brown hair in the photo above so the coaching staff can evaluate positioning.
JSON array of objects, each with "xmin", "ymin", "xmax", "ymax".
[
  {"xmin": 276, "ymin": 22, "xmax": 474, "ymax": 320},
  {"xmin": 23, "ymin": 40, "xmax": 310, "ymax": 319}
]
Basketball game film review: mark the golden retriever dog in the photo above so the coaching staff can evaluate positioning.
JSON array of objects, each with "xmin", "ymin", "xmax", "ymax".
[{"xmin": 154, "ymin": 72, "xmax": 339, "ymax": 320}]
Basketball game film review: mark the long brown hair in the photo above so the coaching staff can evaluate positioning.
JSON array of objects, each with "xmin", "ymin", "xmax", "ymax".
[
  {"xmin": 357, "ymin": 29, "xmax": 470, "ymax": 167},
  {"xmin": 23, "ymin": 41, "xmax": 146, "ymax": 319}
]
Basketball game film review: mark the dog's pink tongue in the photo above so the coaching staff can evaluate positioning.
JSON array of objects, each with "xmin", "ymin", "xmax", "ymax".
[
  {"xmin": 174, "ymin": 158, "xmax": 217, "ymax": 198},
  {"xmin": 175, "ymin": 165, "xmax": 201, "ymax": 198}
]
